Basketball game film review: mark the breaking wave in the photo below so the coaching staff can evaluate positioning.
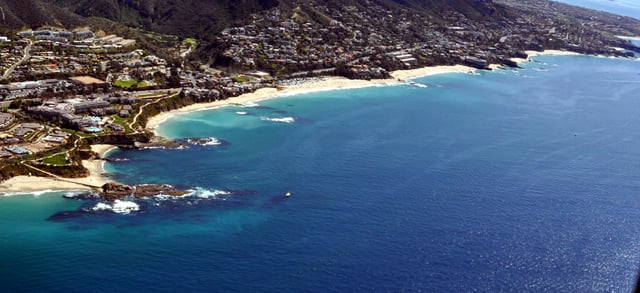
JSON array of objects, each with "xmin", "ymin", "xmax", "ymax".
[
  {"xmin": 91, "ymin": 200, "xmax": 140, "ymax": 215},
  {"xmin": 187, "ymin": 137, "xmax": 224, "ymax": 146},
  {"xmin": 261, "ymin": 117, "xmax": 296, "ymax": 123},
  {"xmin": 186, "ymin": 187, "xmax": 233, "ymax": 199},
  {"xmin": 241, "ymin": 101, "xmax": 261, "ymax": 108}
]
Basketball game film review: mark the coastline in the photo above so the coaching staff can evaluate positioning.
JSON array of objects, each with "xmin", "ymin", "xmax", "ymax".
[
  {"xmin": 510, "ymin": 49, "xmax": 582, "ymax": 64},
  {"xmin": 0, "ymin": 54, "xmax": 582, "ymax": 195},
  {"xmin": 146, "ymin": 64, "xmax": 476, "ymax": 134},
  {"xmin": 0, "ymin": 145, "xmax": 117, "ymax": 195}
]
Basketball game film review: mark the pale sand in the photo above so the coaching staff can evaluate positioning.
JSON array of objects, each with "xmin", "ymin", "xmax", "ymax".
[
  {"xmin": 510, "ymin": 50, "xmax": 582, "ymax": 64},
  {"xmin": 389, "ymin": 65, "xmax": 475, "ymax": 80},
  {"xmin": 0, "ymin": 145, "xmax": 117, "ymax": 195},
  {"xmin": 146, "ymin": 65, "xmax": 476, "ymax": 133}
]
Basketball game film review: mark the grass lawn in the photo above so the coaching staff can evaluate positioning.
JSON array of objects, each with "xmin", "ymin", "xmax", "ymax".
[
  {"xmin": 42, "ymin": 153, "xmax": 68, "ymax": 165},
  {"xmin": 62, "ymin": 128, "xmax": 92, "ymax": 138},
  {"xmin": 113, "ymin": 79, "xmax": 138, "ymax": 89},
  {"xmin": 111, "ymin": 115, "xmax": 134, "ymax": 133},
  {"xmin": 137, "ymin": 80, "xmax": 153, "ymax": 88}
]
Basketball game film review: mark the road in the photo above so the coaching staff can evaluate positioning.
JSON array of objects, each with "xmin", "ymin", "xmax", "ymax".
[
  {"xmin": 19, "ymin": 160, "xmax": 102, "ymax": 189},
  {"xmin": 2, "ymin": 40, "xmax": 32, "ymax": 80},
  {"xmin": 130, "ymin": 92, "xmax": 181, "ymax": 131}
]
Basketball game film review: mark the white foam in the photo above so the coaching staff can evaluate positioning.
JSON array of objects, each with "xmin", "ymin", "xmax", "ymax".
[
  {"xmin": 153, "ymin": 194, "xmax": 175, "ymax": 201},
  {"xmin": 413, "ymin": 83, "xmax": 428, "ymax": 88},
  {"xmin": 204, "ymin": 138, "xmax": 222, "ymax": 146},
  {"xmin": 406, "ymin": 81, "xmax": 428, "ymax": 88},
  {"xmin": 187, "ymin": 137, "xmax": 223, "ymax": 146},
  {"xmin": 241, "ymin": 101, "xmax": 260, "ymax": 108},
  {"xmin": 186, "ymin": 187, "xmax": 231, "ymax": 199},
  {"xmin": 261, "ymin": 117, "xmax": 296, "ymax": 123},
  {"xmin": 1, "ymin": 189, "xmax": 82, "ymax": 197},
  {"xmin": 92, "ymin": 200, "xmax": 140, "ymax": 214},
  {"xmin": 92, "ymin": 202, "xmax": 112, "ymax": 211},
  {"xmin": 112, "ymin": 200, "xmax": 140, "ymax": 214}
]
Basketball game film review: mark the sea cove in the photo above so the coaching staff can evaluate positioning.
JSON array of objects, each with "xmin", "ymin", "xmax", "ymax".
[{"xmin": 1, "ymin": 55, "xmax": 640, "ymax": 291}]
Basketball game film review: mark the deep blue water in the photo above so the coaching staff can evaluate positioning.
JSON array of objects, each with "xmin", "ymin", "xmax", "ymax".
[{"xmin": 2, "ymin": 55, "xmax": 640, "ymax": 291}]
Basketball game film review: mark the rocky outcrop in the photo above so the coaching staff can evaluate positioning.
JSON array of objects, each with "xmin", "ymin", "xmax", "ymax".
[
  {"xmin": 85, "ymin": 133, "xmax": 151, "ymax": 146},
  {"xmin": 101, "ymin": 182, "xmax": 189, "ymax": 201}
]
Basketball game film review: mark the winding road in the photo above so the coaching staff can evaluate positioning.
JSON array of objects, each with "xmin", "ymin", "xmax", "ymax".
[{"xmin": 2, "ymin": 40, "xmax": 32, "ymax": 80}]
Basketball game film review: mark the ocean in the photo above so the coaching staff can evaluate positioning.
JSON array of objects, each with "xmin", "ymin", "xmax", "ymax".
[
  {"xmin": 2, "ymin": 55, "xmax": 640, "ymax": 291},
  {"xmin": 555, "ymin": 0, "xmax": 640, "ymax": 20}
]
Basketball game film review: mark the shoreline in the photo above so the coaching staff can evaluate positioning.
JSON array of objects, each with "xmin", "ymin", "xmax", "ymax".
[
  {"xmin": 509, "ymin": 49, "xmax": 583, "ymax": 64},
  {"xmin": 0, "ymin": 145, "xmax": 117, "ymax": 195},
  {"xmin": 0, "ymin": 53, "xmax": 586, "ymax": 195},
  {"xmin": 146, "ymin": 64, "xmax": 476, "ymax": 134}
]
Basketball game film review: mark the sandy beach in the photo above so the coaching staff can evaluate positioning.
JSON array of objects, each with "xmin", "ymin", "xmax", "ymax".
[
  {"xmin": 0, "ymin": 144, "xmax": 117, "ymax": 195},
  {"xmin": 510, "ymin": 49, "xmax": 582, "ymax": 64},
  {"xmin": 147, "ymin": 65, "xmax": 476, "ymax": 133}
]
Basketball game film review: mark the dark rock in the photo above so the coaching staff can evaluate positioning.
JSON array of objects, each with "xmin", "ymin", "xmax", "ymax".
[
  {"xmin": 133, "ymin": 184, "xmax": 189, "ymax": 198},
  {"xmin": 101, "ymin": 182, "xmax": 134, "ymax": 201},
  {"xmin": 100, "ymin": 182, "xmax": 189, "ymax": 201}
]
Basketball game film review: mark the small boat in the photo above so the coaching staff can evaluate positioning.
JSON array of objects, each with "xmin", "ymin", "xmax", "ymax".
[
  {"xmin": 285, "ymin": 192, "xmax": 291, "ymax": 198},
  {"xmin": 236, "ymin": 111, "xmax": 248, "ymax": 115}
]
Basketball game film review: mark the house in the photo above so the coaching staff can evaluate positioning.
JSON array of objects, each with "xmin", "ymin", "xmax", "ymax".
[
  {"xmin": 108, "ymin": 124, "xmax": 125, "ymax": 132},
  {"xmin": 43, "ymin": 135, "xmax": 65, "ymax": 143},
  {"xmin": 17, "ymin": 31, "xmax": 33, "ymax": 38},
  {"xmin": 0, "ymin": 113, "xmax": 15, "ymax": 129},
  {"xmin": 5, "ymin": 145, "xmax": 32, "ymax": 155},
  {"xmin": 75, "ymin": 30, "xmax": 95, "ymax": 40},
  {"xmin": 73, "ymin": 100, "xmax": 110, "ymax": 114}
]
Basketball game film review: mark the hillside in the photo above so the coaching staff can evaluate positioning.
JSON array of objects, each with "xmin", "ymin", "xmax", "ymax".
[
  {"xmin": 0, "ymin": 0, "xmax": 85, "ymax": 30},
  {"xmin": 392, "ymin": 0, "xmax": 510, "ymax": 19},
  {"xmin": 43, "ymin": 0, "xmax": 280, "ymax": 39},
  {"xmin": 1, "ymin": 0, "xmax": 638, "ymax": 72},
  {"xmin": 3, "ymin": 0, "xmax": 503, "ymax": 39}
]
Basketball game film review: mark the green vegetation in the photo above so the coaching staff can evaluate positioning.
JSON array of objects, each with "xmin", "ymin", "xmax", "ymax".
[
  {"xmin": 234, "ymin": 75, "xmax": 256, "ymax": 83},
  {"xmin": 42, "ymin": 153, "xmax": 69, "ymax": 165},
  {"xmin": 111, "ymin": 115, "xmax": 134, "ymax": 133},
  {"xmin": 113, "ymin": 79, "xmax": 139, "ymax": 89},
  {"xmin": 137, "ymin": 93, "xmax": 163, "ymax": 98},
  {"xmin": 183, "ymin": 38, "xmax": 197, "ymax": 47},
  {"xmin": 62, "ymin": 128, "xmax": 92, "ymax": 138},
  {"xmin": 137, "ymin": 80, "xmax": 153, "ymax": 88}
]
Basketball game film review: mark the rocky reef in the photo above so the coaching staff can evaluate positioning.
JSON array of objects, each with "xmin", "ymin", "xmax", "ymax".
[{"xmin": 100, "ymin": 183, "xmax": 189, "ymax": 201}]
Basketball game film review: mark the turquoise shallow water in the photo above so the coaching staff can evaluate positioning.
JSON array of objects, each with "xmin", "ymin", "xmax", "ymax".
[{"xmin": 2, "ymin": 55, "xmax": 640, "ymax": 291}]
